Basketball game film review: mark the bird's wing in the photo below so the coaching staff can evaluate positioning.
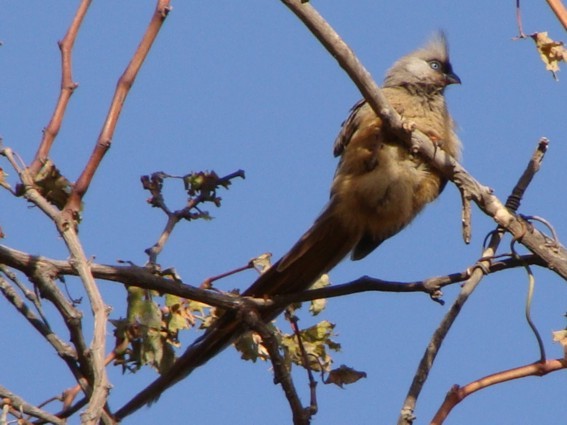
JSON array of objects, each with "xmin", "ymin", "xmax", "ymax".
[{"xmin": 333, "ymin": 98, "xmax": 368, "ymax": 157}]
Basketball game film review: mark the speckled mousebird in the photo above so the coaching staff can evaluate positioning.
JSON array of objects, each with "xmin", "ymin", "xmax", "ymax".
[{"xmin": 116, "ymin": 33, "xmax": 461, "ymax": 419}]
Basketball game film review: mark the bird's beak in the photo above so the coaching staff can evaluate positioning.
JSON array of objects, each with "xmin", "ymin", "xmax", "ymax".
[{"xmin": 445, "ymin": 71, "xmax": 461, "ymax": 85}]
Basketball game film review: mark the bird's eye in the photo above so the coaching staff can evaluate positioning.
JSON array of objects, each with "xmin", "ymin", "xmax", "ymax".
[{"xmin": 429, "ymin": 60, "xmax": 442, "ymax": 71}]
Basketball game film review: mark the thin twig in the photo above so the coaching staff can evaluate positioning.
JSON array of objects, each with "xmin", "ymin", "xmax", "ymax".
[
  {"xmin": 546, "ymin": 0, "xmax": 567, "ymax": 30},
  {"xmin": 267, "ymin": 254, "xmax": 545, "ymax": 308},
  {"xmin": 516, "ymin": 0, "xmax": 526, "ymax": 38},
  {"xmin": 430, "ymin": 359, "xmax": 567, "ymax": 424},
  {"xmin": 0, "ymin": 276, "xmax": 78, "ymax": 363},
  {"xmin": 29, "ymin": 0, "xmax": 92, "ymax": 176},
  {"xmin": 397, "ymin": 141, "xmax": 548, "ymax": 425},
  {"xmin": 0, "ymin": 385, "xmax": 66, "ymax": 425},
  {"xmin": 143, "ymin": 170, "xmax": 244, "ymax": 265},
  {"xmin": 241, "ymin": 305, "xmax": 311, "ymax": 425},
  {"xmin": 39, "ymin": 351, "xmax": 119, "ymax": 424},
  {"xmin": 145, "ymin": 213, "xmax": 182, "ymax": 264},
  {"xmin": 0, "ymin": 264, "xmax": 50, "ymax": 326},
  {"xmin": 200, "ymin": 262, "xmax": 255, "ymax": 289},
  {"xmin": 510, "ymin": 239, "xmax": 546, "ymax": 362},
  {"xmin": 64, "ymin": 0, "xmax": 172, "ymax": 219},
  {"xmin": 288, "ymin": 312, "xmax": 318, "ymax": 419}
]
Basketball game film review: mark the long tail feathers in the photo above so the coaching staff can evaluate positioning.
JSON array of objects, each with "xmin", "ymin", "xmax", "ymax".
[
  {"xmin": 245, "ymin": 207, "xmax": 356, "ymax": 299},
  {"xmin": 115, "ymin": 207, "xmax": 356, "ymax": 420}
]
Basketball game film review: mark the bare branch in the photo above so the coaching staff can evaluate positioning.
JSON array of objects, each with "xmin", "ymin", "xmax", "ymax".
[
  {"xmin": 280, "ymin": 0, "xmax": 405, "ymax": 131},
  {"xmin": 5, "ymin": 161, "xmax": 115, "ymax": 425},
  {"xmin": 288, "ymin": 312, "xmax": 318, "ymax": 419},
  {"xmin": 0, "ymin": 275, "xmax": 78, "ymax": 366},
  {"xmin": 397, "ymin": 140, "xmax": 549, "ymax": 425},
  {"xmin": 29, "ymin": 0, "xmax": 92, "ymax": 176},
  {"xmin": 241, "ymin": 306, "xmax": 312, "ymax": 425},
  {"xmin": 63, "ymin": 233, "xmax": 111, "ymax": 425},
  {"xmin": 431, "ymin": 359, "xmax": 567, "ymax": 425},
  {"xmin": 0, "ymin": 242, "xmax": 545, "ymax": 316},
  {"xmin": 65, "ymin": 1, "xmax": 172, "ymax": 218},
  {"xmin": 266, "ymin": 254, "xmax": 545, "ymax": 308},
  {"xmin": 1, "ymin": 148, "xmax": 111, "ymax": 423},
  {"xmin": 546, "ymin": 0, "xmax": 567, "ymax": 30},
  {"xmin": 0, "ymin": 244, "xmax": 245, "ymax": 311},
  {"xmin": 0, "ymin": 385, "xmax": 66, "ymax": 425},
  {"xmin": 515, "ymin": 0, "xmax": 526, "ymax": 38},
  {"xmin": 460, "ymin": 190, "xmax": 472, "ymax": 244}
]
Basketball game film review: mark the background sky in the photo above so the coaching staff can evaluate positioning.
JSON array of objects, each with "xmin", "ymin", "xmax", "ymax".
[{"xmin": 1, "ymin": 1, "xmax": 566, "ymax": 424}]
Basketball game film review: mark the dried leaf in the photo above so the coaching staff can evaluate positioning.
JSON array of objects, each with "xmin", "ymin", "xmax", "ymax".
[
  {"xmin": 0, "ymin": 167, "xmax": 8, "ymax": 188},
  {"xmin": 252, "ymin": 252, "xmax": 273, "ymax": 274},
  {"xmin": 34, "ymin": 159, "xmax": 77, "ymax": 211},
  {"xmin": 552, "ymin": 329, "xmax": 567, "ymax": 358},
  {"xmin": 530, "ymin": 32, "xmax": 567, "ymax": 80},
  {"xmin": 309, "ymin": 274, "xmax": 330, "ymax": 316},
  {"xmin": 325, "ymin": 364, "xmax": 367, "ymax": 388}
]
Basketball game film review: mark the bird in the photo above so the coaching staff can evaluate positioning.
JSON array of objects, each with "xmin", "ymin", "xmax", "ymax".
[{"xmin": 115, "ymin": 32, "xmax": 461, "ymax": 419}]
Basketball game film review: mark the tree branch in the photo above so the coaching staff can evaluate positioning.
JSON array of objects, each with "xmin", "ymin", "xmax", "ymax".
[
  {"xmin": 0, "ymin": 242, "xmax": 545, "ymax": 317},
  {"xmin": 29, "ymin": 0, "xmax": 92, "ymax": 176},
  {"xmin": 431, "ymin": 358, "xmax": 567, "ymax": 425},
  {"xmin": 0, "ymin": 385, "xmax": 66, "ymax": 425},
  {"xmin": 267, "ymin": 254, "xmax": 544, "ymax": 308},
  {"xmin": 1, "ymin": 148, "xmax": 112, "ymax": 424},
  {"xmin": 0, "ymin": 244, "xmax": 245, "ymax": 311},
  {"xmin": 241, "ymin": 305, "xmax": 312, "ymax": 425},
  {"xmin": 546, "ymin": 0, "xmax": 567, "ymax": 30},
  {"xmin": 63, "ymin": 234, "xmax": 111, "ymax": 425},
  {"xmin": 64, "ymin": 1, "xmax": 172, "ymax": 219},
  {"xmin": 397, "ymin": 140, "xmax": 549, "ymax": 425},
  {"xmin": 0, "ymin": 276, "xmax": 78, "ymax": 370}
]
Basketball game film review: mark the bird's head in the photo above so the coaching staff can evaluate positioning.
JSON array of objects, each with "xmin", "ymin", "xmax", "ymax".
[{"xmin": 384, "ymin": 32, "xmax": 461, "ymax": 94}]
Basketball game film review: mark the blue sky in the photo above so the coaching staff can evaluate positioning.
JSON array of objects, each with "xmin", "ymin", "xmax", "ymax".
[{"xmin": 1, "ymin": 1, "xmax": 566, "ymax": 424}]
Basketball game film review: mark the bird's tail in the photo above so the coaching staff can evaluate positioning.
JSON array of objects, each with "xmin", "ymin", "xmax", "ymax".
[
  {"xmin": 244, "ymin": 205, "xmax": 357, "ymax": 299},
  {"xmin": 115, "ymin": 206, "xmax": 356, "ymax": 420}
]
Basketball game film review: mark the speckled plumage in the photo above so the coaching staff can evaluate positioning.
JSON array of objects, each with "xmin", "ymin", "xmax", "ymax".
[{"xmin": 115, "ymin": 34, "xmax": 462, "ymax": 418}]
